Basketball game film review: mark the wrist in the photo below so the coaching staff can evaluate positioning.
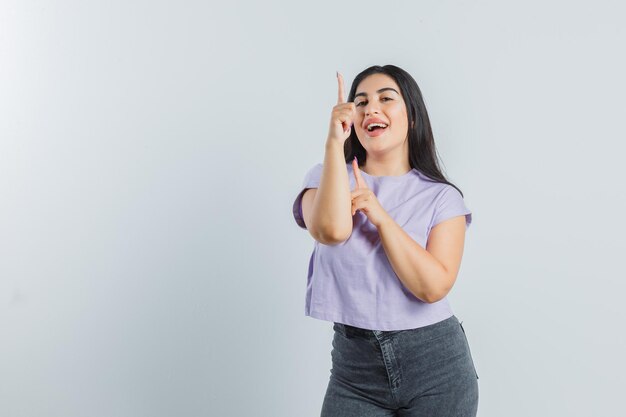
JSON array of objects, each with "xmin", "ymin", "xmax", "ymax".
[{"xmin": 376, "ymin": 213, "xmax": 396, "ymax": 230}]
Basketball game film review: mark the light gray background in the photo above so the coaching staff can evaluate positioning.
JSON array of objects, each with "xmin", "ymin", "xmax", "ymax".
[{"xmin": 1, "ymin": 0, "xmax": 625, "ymax": 416}]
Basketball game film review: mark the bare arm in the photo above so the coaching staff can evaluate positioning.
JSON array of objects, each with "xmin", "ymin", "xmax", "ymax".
[
  {"xmin": 301, "ymin": 71, "xmax": 356, "ymax": 245},
  {"xmin": 303, "ymin": 141, "xmax": 352, "ymax": 245},
  {"xmin": 348, "ymin": 165, "xmax": 467, "ymax": 302},
  {"xmin": 377, "ymin": 215, "xmax": 467, "ymax": 303}
]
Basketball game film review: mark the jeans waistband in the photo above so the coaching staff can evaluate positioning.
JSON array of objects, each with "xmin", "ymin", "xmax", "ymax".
[{"xmin": 333, "ymin": 315, "xmax": 459, "ymax": 339}]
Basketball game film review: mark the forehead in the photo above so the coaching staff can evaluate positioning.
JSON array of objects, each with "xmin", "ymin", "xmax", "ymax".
[{"xmin": 355, "ymin": 73, "xmax": 401, "ymax": 95}]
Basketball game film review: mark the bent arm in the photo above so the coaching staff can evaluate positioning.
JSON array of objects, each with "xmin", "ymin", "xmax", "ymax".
[
  {"xmin": 376, "ymin": 215, "xmax": 467, "ymax": 303},
  {"xmin": 303, "ymin": 141, "xmax": 352, "ymax": 244}
]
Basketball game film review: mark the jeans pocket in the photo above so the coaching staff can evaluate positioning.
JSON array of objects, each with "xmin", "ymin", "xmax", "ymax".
[{"xmin": 459, "ymin": 321, "xmax": 479, "ymax": 380}]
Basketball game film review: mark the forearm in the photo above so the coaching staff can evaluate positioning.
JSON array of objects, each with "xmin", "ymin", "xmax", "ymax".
[
  {"xmin": 311, "ymin": 140, "xmax": 352, "ymax": 242},
  {"xmin": 377, "ymin": 216, "xmax": 448, "ymax": 303}
]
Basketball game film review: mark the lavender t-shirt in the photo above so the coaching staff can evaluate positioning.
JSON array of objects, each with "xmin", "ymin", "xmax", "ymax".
[{"xmin": 292, "ymin": 162, "xmax": 472, "ymax": 331}]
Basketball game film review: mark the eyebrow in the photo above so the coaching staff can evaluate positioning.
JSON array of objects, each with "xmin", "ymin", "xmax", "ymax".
[{"xmin": 354, "ymin": 87, "xmax": 399, "ymax": 99}]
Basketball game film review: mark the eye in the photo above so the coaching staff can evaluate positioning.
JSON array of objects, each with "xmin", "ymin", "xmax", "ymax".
[{"xmin": 355, "ymin": 97, "xmax": 392, "ymax": 107}]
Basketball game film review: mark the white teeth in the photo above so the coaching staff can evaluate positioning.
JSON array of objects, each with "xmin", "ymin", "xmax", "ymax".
[{"xmin": 367, "ymin": 123, "xmax": 388, "ymax": 131}]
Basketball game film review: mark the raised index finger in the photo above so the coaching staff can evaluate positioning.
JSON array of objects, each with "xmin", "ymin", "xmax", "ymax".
[
  {"xmin": 337, "ymin": 71, "xmax": 346, "ymax": 104},
  {"xmin": 352, "ymin": 157, "xmax": 366, "ymax": 189}
]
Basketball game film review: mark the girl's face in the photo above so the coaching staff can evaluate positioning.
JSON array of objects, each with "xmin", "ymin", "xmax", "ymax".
[{"xmin": 353, "ymin": 73, "xmax": 410, "ymax": 155}]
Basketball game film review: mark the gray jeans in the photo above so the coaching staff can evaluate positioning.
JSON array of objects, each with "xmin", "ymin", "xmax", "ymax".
[{"xmin": 320, "ymin": 315, "xmax": 479, "ymax": 417}]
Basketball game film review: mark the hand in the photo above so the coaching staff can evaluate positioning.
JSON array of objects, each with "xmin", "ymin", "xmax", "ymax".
[
  {"xmin": 350, "ymin": 158, "xmax": 391, "ymax": 228},
  {"xmin": 327, "ymin": 71, "xmax": 356, "ymax": 144}
]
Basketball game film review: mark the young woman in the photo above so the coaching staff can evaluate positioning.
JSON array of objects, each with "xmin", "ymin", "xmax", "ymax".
[{"xmin": 292, "ymin": 64, "xmax": 479, "ymax": 417}]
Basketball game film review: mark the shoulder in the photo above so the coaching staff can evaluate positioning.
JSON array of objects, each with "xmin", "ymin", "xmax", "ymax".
[
  {"xmin": 436, "ymin": 183, "xmax": 463, "ymax": 199},
  {"xmin": 414, "ymin": 169, "xmax": 443, "ymax": 185},
  {"xmin": 306, "ymin": 162, "xmax": 324, "ymax": 177},
  {"xmin": 430, "ymin": 183, "xmax": 472, "ymax": 229},
  {"xmin": 300, "ymin": 163, "xmax": 324, "ymax": 187}
]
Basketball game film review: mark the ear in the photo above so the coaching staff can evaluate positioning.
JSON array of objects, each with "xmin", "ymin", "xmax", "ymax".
[{"xmin": 411, "ymin": 120, "xmax": 415, "ymax": 129}]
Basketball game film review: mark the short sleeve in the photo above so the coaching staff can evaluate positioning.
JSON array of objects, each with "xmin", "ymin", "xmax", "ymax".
[
  {"xmin": 292, "ymin": 163, "xmax": 323, "ymax": 229},
  {"xmin": 430, "ymin": 186, "xmax": 473, "ymax": 230}
]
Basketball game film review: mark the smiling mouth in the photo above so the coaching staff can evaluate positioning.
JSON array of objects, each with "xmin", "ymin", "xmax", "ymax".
[
  {"xmin": 366, "ymin": 122, "xmax": 388, "ymax": 132},
  {"xmin": 366, "ymin": 125, "xmax": 388, "ymax": 136}
]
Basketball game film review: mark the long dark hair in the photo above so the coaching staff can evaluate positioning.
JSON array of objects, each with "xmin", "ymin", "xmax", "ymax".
[{"xmin": 344, "ymin": 64, "xmax": 465, "ymax": 198}]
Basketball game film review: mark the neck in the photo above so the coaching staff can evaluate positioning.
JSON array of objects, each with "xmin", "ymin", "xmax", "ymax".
[{"xmin": 360, "ymin": 144, "xmax": 411, "ymax": 176}]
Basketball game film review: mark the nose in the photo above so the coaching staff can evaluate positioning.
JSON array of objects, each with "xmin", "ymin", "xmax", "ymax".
[
  {"xmin": 363, "ymin": 101, "xmax": 380, "ymax": 116},
  {"xmin": 365, "ymin": 108, "xmax": 379, "ymax": 117}
]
